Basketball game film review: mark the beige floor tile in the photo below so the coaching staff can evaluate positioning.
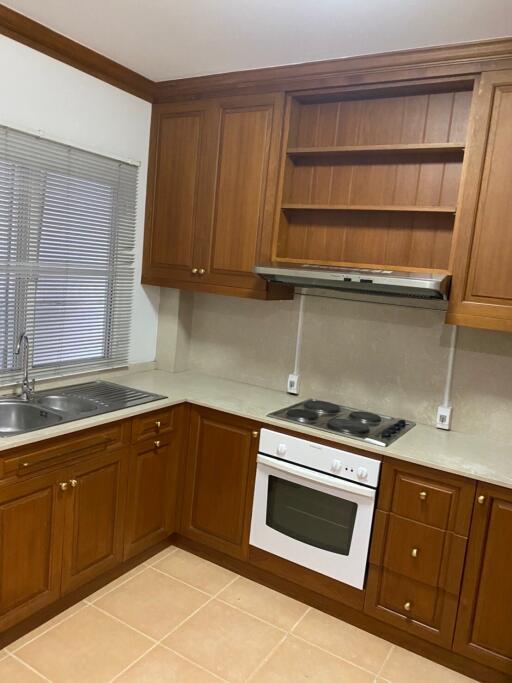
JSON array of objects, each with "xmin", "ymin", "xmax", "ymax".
[
  {"xmin": 95, "ymin": 566, "xmax": 209, "ymax": 639},
  {"xmin": 0, "ymin": 655, "xmax": 49, "ymax": 681},
  {"xmin": 85, "ymin": 564, "xmax": 147, "ymax": 603},
  {"xmin": 6, "ymin": 601, "xmax": 87, "ymax": 653},
  {"xmin": 218, "ymin": 577, "xmax": 308, "ymax": 630},
  {"xmin": 153, "ymin": 548, "xmax": 236, "ymax": 594},
  {"xmin": 144, "ymin": 545, "xmax": 177, "ymax": 566},
  {"xmin": 115, "ymin": 645, "xmax": 222, "ymax": 682},
  {"xmin": 163, "ymin": 599, "xmax": 283, "ymax": 682},
  {"xmin": 251, "ymin": 635, "xmax": 374, "ymax": 683},
  {"xmin": 15, "ymin": 605, "xmax": 152, "ymax": 683},
  {"xmin": 380, "ymin": 646, "xmax": 477, "ymax": 683},
  {"xmin": 293, "ymin": 607, "xmax": 392, "ymax": 673}
]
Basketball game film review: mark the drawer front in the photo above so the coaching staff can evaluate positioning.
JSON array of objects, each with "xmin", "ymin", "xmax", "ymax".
[
  {"xmin": 132, "ymin": 407, "xmax": 174, "ymax": 443},
  {"xmin": 378, "ymin": 569, "xmax": 440, "ymax": 626},
  {"xmin": 392, "ymin": 473, "xmax": 454, "ymax": 529},
  {"xmin": 1, "ymin": 421, "xmax": 129, "ymax": 479},
  {"xmin": 383, "ymin": 515, "xmax": 445, "ymax": 587}
]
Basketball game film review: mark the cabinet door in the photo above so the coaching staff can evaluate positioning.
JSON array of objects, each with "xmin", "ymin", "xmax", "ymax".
[
  {"xmin": 453, "ymin": 483, "xmax": 512, "ymax": 675},
  {"xmin": 0, "ymin": 473, "xmax": 65, "ymax": 631},
  {"xmin": 200, "ymin": 93, "xmax": 285, "ymax": 296},
  {"xmin": 124, "ymin": 407, "xmax": 185, "ymax": 559},
  {"xmin": 60, "ymin": 449, "xmax": 128, "ymax": 593},
  {"xmin": 181, "ymin": 407, "xmax": 259, "ymax": 559},
  {"xmin": 142, "ymin": 100, "xmax": 217, "ymax": 287},
  {"xmin": 448, "ymin": 70, "xmax": 512, "ymax": 332}
]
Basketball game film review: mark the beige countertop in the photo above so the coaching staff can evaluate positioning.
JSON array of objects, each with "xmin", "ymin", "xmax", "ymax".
[{"xmin": 1, "ymin": 368, "xmax": 510, "ymax": 489}]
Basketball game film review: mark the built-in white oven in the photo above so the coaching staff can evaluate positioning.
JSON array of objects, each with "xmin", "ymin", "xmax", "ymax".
[{"xmin": 250, "ymin": 429, "xmax": 380, "ymax": 589}]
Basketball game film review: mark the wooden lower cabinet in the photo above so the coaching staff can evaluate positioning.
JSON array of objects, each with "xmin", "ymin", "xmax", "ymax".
[
  {"xmin": 453, "ymin": 483, "xmax": 512, "ymax": 676},
  {"xmin": 180, "ymin": 406, "xmax": 259, "ymax": 559},
  {"xmin": 60, "ymin": 449, "xmax": 128, "ymax": 594},
  {"xmin": 124, "ymin": 406, "xmax": 185, "ymax": 559},
  {"xmin": 0, "ymin": 473, "xmax": 65, "ymax": 631}
]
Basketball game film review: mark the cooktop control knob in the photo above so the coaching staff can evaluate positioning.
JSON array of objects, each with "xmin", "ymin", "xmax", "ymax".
[
  {"xmin": 357, "ymin": 466, "xmax": 368, "ymax": 480},
  {"xmin": 331, "ymin": 459, "xmax": 342, "ymax": 473},
  {"xmin": 276, "ymin": 444, "xmax": 287, "ymax": 456}
]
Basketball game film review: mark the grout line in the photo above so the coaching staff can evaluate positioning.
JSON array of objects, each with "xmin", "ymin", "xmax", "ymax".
[
  {"xmin": 245, "ymin": 631, "xmax": 288, "ymax": 682},
  {"xmin": 84, "ymin": 565, "xmax": 147, "ymax": 604},
  {"xmin": 147, "ymin": 564, "xmax": 216, "ymax": 597},
  {"xmin": 7, "ymin": 602, "xmax": 88, "ymax": 654},
  {"xmin": 9, "ymin": 652, "xmax": 53, "ymax": 682},
  {"xmin": 89, "ymin": 604, "xmax": 158, "ymax": 644},
  {"xmin": 289, "ymin": 605, "xmax": 311, "ymax": 633},
  {"xmin": 290, "ymin": 632, "xmax": 378, "ymax": 677},
  {"xmin": 158, "ymin": 645, "xmax": 229, "ymax": 682},
  {"xmin": 143, "ymin": 545, "xmax": 178, "ymax": 567},
  {"xmin": 376, "ymin": 643, "xmax": 395, "ymax": 678},
  {"xmin": 106, "ymin": 643, "xmax": 160, "ymax": 683},
  {"xmin": 214, "ymin": 597, "xmax": 287, "ymax": 633}
]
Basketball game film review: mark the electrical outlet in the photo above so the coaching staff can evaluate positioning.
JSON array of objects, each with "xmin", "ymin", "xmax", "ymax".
[
  {"xmin": 287, "ymin": 373, "xmax": 300, "ymax": 395},
  {"xmin": 436, "ymin": 405, "xmax": 453, "ymax": 430}
]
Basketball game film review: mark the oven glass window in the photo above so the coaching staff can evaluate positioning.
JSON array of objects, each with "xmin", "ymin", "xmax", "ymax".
[{"xmin": 266, "ymin": 476, "xmax": 357, "ymax": 555}]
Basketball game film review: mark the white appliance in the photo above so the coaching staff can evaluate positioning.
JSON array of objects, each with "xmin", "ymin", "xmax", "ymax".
[{"xmin": 250, "ymin": 429, "xmax": 380, "ymax": 589}]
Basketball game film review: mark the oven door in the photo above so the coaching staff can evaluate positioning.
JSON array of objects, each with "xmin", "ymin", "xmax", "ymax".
[{"xmin": 250, "ymin": 453, "xmax": 377, "ymax": 589}]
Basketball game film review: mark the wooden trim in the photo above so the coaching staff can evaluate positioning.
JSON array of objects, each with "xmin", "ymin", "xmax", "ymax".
[
  {"xmin": 0, "ymin": 5, "xmax": 155, "ymax": 101},
  {"xmin": 154, "ymin": 37, "xmax": 512, "ymax": 102}
]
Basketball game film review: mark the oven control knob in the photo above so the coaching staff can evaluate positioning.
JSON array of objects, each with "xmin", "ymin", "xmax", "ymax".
[
  {"xmin": 331, "ymin": 459, "xmax": 342, "ymax": 473},
  {"xmin": 357, "ymin": 467, "xmax": 368, "ymax": 480},
  {"xmin": 276, "ymin": 444, "xmax": 287, "ymax": 456}
]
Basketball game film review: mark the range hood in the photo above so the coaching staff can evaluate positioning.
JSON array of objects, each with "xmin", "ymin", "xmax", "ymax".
[{"xmin": 255, "ymin": 265, "xmax": 451, "ymax": 300}]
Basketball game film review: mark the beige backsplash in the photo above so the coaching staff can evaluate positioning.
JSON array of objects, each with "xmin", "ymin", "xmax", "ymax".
[{"xmin": 157, "ymin": 289, "xmax": 512, "ymax": 442}]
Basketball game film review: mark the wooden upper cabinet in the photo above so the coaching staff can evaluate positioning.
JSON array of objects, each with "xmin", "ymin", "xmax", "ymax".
[
  {"xmin": 453, "ymin": 483, "xmax": 512, "ymax": 676},
  {"xmin": 142, "ymin": 93, "xmax": 292, "ymax": 299},
  {"xmin": 448, "ymin": 70, "xmax": 512, "ymax": 332}
]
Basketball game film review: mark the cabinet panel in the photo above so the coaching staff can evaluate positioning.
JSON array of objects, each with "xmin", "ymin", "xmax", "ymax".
[
  {"xmin": 60, "ymin": 450, "xmax": 128, "ymax": 593},
  {"xmin": 454, "ymin": 483, "xmax": 512, "ymax": 675},
  {"xmin": 181, "ymin": 407, "xmax": 258, "ymax": 559},
  {"xmin": 0, "ymin": 474, "xmax": 64, "ymax": 630},
  {"xmin": 448, "ymin": 70, "xmax": 512, "ymax": 331}
]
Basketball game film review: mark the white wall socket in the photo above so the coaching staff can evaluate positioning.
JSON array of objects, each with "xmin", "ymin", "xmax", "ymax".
[
  {"xmin": 436, "ymin": 405, "xmax": 453, "ymax": 430},
  {"xmin": 287, "ymin": 373, "xmax": 300, "ymax": 395}
]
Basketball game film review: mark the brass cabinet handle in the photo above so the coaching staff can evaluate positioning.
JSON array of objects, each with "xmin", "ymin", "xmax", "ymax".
[
  {"xmin": 411, "ymin": 548, "xmax": 419, "ymax": 558},
  {"xmin": 59, "ymin": 482, "xmax": 69, "ymax": 491},
  {"xmin": 404, "ymin": 601, "xmax": 412, "ymax": 612},
  {"xmin": 198, "ymin": 268, "xmax": 206, "ymax": 275},
  {"xmin": 419, "ymin": 491, "xmax": 427, "ymax": 500},
  {"xmin": 154, "ymin": 440, "xmax": 161, "ymax": 448},
  {"xmin": 69, "ymin": 479, "xmax": 78, "ymax": 488},
  {"xmin": 252, "ymin": 431, "xmax": 259, "ymax": 438},
  {"xmin": 191, "ymin": 268, "xmax": 198, "ymax": 274},
  {"xmin": 155, "ymin": 420, "xmax": 161, "ymax": 431},
  {"xmin": 477, "ymin": 495, "xmax": 486, "ymax": 505},
  {"xmin": 21, "ymin": 462, "xmax": 29, "ymax": 469}
]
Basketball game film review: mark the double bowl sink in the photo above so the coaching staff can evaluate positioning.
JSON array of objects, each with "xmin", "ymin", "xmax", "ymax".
[{"xmin": 0, "ymin": 381, "xmax": 166, "ymax": 437}]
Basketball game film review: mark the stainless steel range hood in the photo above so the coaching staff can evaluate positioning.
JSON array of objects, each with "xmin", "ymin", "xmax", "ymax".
[{"xmin": 255, "ymin": 265, "xmax": 451, "ymax": 300}]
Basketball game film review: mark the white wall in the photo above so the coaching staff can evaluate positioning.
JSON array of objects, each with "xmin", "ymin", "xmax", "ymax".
[{"xmin": 0, "ymin": 35, "xmax": 159, "ymax": 364}]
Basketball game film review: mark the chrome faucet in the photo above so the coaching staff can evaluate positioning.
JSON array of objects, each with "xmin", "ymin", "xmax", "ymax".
[{"xmin": 15, "ymin": 332, "xmax": 35, "ymax": 400}]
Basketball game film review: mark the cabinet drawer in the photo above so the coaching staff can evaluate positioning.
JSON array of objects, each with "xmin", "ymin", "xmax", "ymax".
[
  {"xmin": 383, "ymin": 515, "xmax": 445, "ymax": 587},
  {"xmin": 0, "ymin": 421, "xmax": 129, "ymax": 479},
  {"xmin": 132, "ymin": 408, "xmax": 174, "ymax": 443},
  {"xmin": 378, "ymin": 569, "xmax": 440, "ymax": 626},
  {"xmin": 392, "ymin": 473, "xmax": 454, "ymax": 528}
]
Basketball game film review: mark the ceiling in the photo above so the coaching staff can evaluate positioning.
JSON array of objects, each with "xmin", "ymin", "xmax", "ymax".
[{"xmin": 4, "ymin": 0, "xmax": 512, "ymax": 82}]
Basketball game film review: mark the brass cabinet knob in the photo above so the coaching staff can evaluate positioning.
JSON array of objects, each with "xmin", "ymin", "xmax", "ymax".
[
  {"xmin": 198, "ymin": 268, "xmax": 206, "ymax": 275},
  {"xmin": 69, "ymin": 479, "xmax": 78, "ymax": 488},
  {"xmin": 21, "ymin": 462, "xmax": 29, "ymax": 469},
  {"xmin": 155, "ymin": 420, "xmax": 161, "ymax": 431},
  {"xmin": 191, "ymin": 268, "xmax": 198, "ymax": 274},
  {"xmin": 404, "ymin": 601, "xmax": 412, "ymax": 612},
  {"xmin": 477, "ymin": 495, "xmax": 486, "ymax": 505},
  {"xmin": 419, "ymin": 491, "xmax": 427, "ymax": 500},
  {"xmin": 411, "ymin": 548, "xmax": 419, "ymax": 558},
  {"xmin": 154, "ymin": 440, "xmax": 161, "ymax": 448},
  {"xmin": 59, "ymin": 482, "xmax": 68, "ymax": 491},
  {"xmin": 252, "ymin": 431, "xmax": 259, "ymax": 438}
]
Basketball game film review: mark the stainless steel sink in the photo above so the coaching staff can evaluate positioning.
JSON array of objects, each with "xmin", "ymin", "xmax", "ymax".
[
  {"xmin": 0, "ymin": 400, "xmax": 63, "ymax": 436},
  {"xmin": 35, "ymin": 395, "xmax": 99, "ymax": 415},
  {"xmin": 0, "ymin": 381, "xmax": 166, "ymax": 437}
]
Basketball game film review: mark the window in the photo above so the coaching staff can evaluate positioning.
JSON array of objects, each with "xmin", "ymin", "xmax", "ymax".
[{"xmin": 0, "ymin": 125, "xmax": 138, "ymax": 385}]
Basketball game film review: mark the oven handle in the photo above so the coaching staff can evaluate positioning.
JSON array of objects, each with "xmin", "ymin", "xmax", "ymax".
[{"xmin": 257, "ymin": 454, "xmax": 376, "ymax": 499}]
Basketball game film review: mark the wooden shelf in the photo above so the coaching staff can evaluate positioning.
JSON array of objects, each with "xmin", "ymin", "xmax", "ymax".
[
  {"xmin": 286, "ymin": 143, "xmax": 465, "ymax": 158},
  {"xmin": 282, "ymin": 203, "xmax": 457, "ymax": 214}
]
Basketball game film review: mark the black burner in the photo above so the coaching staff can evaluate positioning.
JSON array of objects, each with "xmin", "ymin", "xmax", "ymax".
[
  {"xmin": 303, "ymin": 400, "xmax": 340, "ymax": 415},
  {"xmin": 327, "ymin": 418, "xmax": 370, "ymax": 436},
  {"xmin": 349, "ymin": 411, "xmax": 381, "ymax": 425},
  {"xmin": 286, "ymin": 408, "xmax": 319, "ymax": 423}
]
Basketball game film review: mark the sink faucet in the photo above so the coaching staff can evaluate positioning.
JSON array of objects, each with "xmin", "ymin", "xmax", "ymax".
[{"xmin": 15, "ymin": 332, "xmax": 35, "ymax": 401}]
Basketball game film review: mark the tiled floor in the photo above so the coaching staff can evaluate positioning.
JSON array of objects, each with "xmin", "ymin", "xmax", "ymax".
[{"xmin": 0, "ymin": 546, "xmax": 477, "ymax": 682}]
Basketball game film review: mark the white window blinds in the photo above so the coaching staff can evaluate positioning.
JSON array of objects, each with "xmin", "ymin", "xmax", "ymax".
[{"xmin": 0, "ymin": 125, "xmax": 137, "ymax": 385}]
